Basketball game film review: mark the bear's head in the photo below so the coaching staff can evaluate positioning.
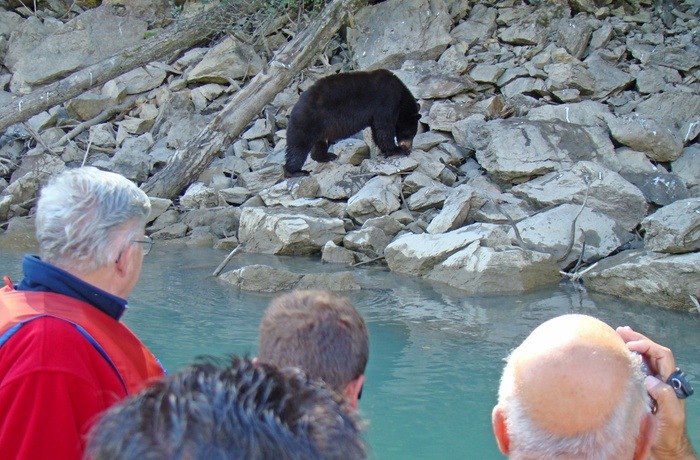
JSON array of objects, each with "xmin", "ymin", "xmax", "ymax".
[{"xmin": 396, "ymin": 102, "xmax": 421, "ymax": 150}]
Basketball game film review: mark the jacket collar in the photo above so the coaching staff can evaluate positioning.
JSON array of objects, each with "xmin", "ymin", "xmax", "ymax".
[{"xmin": 17, "ymin": 255, "xmax": 127, "ymax": 321}]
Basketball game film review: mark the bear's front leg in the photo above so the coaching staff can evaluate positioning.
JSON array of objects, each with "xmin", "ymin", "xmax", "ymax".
[
  {"xmin": 310, "ymin": 140, "xmax": 337, "ymax": 163},
  {"xmin": 371, "ymin": 120, "xmax": 408, "ymax": 156}
]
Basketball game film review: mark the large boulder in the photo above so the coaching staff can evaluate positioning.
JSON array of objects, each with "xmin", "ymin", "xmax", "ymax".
[
  {"xmin": 640, "ymin": 198, "xmax": 700, "ymax": 254},
  {"xmin": 584, "ymin": 250, "xmax": 700, "ymax": 311},
  {"xmin": 426, "ymin": 242, "xmax": 559, "ymax": 293},
  {"xmin": 238, "ymin": 207, "xmax": 345, "ymax": 255}
]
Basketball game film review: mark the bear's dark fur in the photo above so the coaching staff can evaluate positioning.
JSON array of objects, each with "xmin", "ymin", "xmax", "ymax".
[{"xmin": 284, "ymin": 69, "xmax": 421, "ymax": 176}]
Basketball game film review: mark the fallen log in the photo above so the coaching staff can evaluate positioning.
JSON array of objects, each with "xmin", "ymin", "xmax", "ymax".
[
  {"xmin": 141, "ymin": 0, "xmax": 367, "ymax": 199},
  {"xmin": 0, "ymin": 6, "xmax": 230, "ymax": 134}
]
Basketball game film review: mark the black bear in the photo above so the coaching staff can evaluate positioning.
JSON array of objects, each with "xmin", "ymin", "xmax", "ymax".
[{"xmin": 284, "ymin": 69, "xmax": 421, "ymax": 176}]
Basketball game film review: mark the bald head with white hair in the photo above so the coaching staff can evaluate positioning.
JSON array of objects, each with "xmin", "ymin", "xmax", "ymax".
[{"xmin": 492, "ymin": 314, "xmax": 656, "ymax": 460}]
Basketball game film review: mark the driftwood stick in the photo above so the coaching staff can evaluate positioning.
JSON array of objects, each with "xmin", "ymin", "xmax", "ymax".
[
  {"xmin": 54, "ymin": 94, "xmax": 138, "ymax": 147},
  {"xmin": 557, "ymin": 174, "xmax": 592, "ymax": 263},
  {"xmin": 213, "ymin": 245, "xmax": 244, "ymax": 277}
]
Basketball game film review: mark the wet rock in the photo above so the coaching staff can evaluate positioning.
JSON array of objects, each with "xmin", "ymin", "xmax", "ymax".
[
  {"xmin": 385, "ymin": 222, "xmax": 510, "ymax": 276},
  {"xmin": 321, "ymin": 241, "xmax": 356, "ymax": 265},
  {"xmin": 584, "ymin": 250, "xmax": 700, "ymax": 311},
  {"xmin": 426, "ymin": 242, "xmax": 560, "ymax": 293},
  {"xmin": 220, "ymin": 264, "xmax": 359, "ymax": 291}
]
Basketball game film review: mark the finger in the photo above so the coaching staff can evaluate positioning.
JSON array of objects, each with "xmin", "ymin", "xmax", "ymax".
[
  {"xmin": 616, "ymin": 326, "xmax": 650, "ymax": 343},
  {"xmin": 645, "ymin": 375, "xmax": 686, "ymax": 426}
]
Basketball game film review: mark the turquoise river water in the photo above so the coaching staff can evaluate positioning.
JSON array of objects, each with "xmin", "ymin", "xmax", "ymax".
[{"xmin": 1, "ymin": 244, "xmax": 698, "ymax": 459}]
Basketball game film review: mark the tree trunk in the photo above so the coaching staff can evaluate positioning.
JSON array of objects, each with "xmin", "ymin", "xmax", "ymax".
[
  {"xmin": 0, "ymin": 8, "xmax": 228, "ymax": 133},
  {"xmin": 140, "ymin": 0, "xmax": 367, "ymax": 199}
]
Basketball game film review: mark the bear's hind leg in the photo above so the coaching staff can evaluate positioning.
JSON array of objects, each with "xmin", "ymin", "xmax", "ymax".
[{"xmin": 310, "ymin": 140, "xmax": 337, "ymax": 163}]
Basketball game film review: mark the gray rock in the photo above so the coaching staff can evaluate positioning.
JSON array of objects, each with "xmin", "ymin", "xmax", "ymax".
[
  {"xmin": 624, "ymin": 172, "xmax": 690, "ymax": 206},
  {"xmin": 180, "ymin": 207, "xmax": 240, "ymax": 239},
  {"xmin": 362, "ymin": 215, "xmax": 404, "ymax": 238},
  {"xmin": 151, "ymin": 222, "xmax": 188, "ymax": 240},
  {"xmin": 180, "ymin": 182, "xmax": 220, "ymax": 209},
  {"xmin": 406, "ymin": 186, "xmax": 448, "ymax": 213},
  {"xmin": 556, "ymin": 16, "xmax": 593, "ymax": 60},
  {"xmin": 584, "ymin": 250, "xmax": 700, "ymax": 311},
  {"xmin": 451, "ymin": 4, "xmax": 497, "ymax": 46},
  {"xmin": 426, "ymin": 242, "xmax": 560, "ymax": 293},
  {"xmin": 9, "ymin": 6, "xmax": 148, "ymax": 92},
  {"xmin": 146, "ymin": 196, "xmax": 172, "ymax": 224},
  {"xmin": 394, "ymin": 61, "xmax": 477, "ymax": 99},
  {"xmin": 237, "ymin": 165, "xmax": 284, "ymax": 195},
  {"xmin": 470, "ymin": 64, "xmax": 505, "ymax": 84},
  {"xmin": 641, "ymin": 198, "xmax": 700, "ymax": 254},
  {"xmin": 427, "ymin": 184, "xmax": 486, "ymax": 234},
  {"xmin": 634, "ymin": 92, "xmax": 700, "ymax": 145},
  {"xmin": 220, "ymin": 264, "xmax": 359, "ymax": 292},
  {"xmin": 314, "ymin": 164, "xmax": 367, "ymax": 200},
  {"xmin": 584, "ymin": 52, "xmax": 635, "ymax": 99},
  {"xmin": 347, "ymin": 175, "xmax": 401, "ymax": 224},
  {"xmin": 498, "ymin": 17, "xmax": 542, "ymax": 45},
  {"xmin": 672, "ymin": 146, "xmax": 700, "ymax": 196},
  {"xmin": 512, "ymin": 161, "xmax": 647, "ymax": 231},
  {"xmin": 113, "ymin": 65, "xmax": 168, "ymax": 95},
  {"xmin": 186, "ymin": 226, "xmax": 215, "ymax": 247},
  {"xmin": 347, "ymin": 0, "xmax": 452, "ymax": 70},
  {"xmin": 288, "ymin": 198, "xmax": 347, "ymax": 219},
  {"xmin": 321, "ymin": 241, "xmax": 356, "ymax": 265},
  {"xmin": 344, "ymin": 226, "xmax": 391, "ymax": 258},
  {"xmin": 187, "ymin": 36, "xmax": 264, "ymax": 85},
  {"xmin": 604, "ymin": 113, "xmax": 683, "ymax": 162},
  {"xmin": 511, "ymin": 203, "xmax": 633, "ymax": 268},
  {"xmin": 219, "ymin": 187, "xmax": 252, "ymax": 205},
  {"xmin": 147, "ymin": 209, "xmax": 179, "ymax": 233},
  {"xmin": 385, "ymin": 222, "xmax": 510, "ymax": 276},
  {"xmin": 544, "ymin": 62, "xmax": 596, "ymax": 95},
  {"xmin": 453, "ymin": 118, "xmax": 615, "ymax": 183},
  {"xmin": 527, "ymin": 100, "xmax": 610, "ymax": 127},
  {"xmin": 238, "ymin": 206, "xmax": 345, "ymax": 255}
]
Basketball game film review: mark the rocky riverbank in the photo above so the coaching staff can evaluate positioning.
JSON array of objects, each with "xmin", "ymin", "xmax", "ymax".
[{"xmin": 0, "ymin": 0, "xmax": 698, "ymax": 311}]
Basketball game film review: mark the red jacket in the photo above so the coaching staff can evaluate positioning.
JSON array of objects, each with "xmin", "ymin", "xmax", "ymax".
[{"xmin": 0, "ymin": 287, "xmax": 165, "ymax": 459}]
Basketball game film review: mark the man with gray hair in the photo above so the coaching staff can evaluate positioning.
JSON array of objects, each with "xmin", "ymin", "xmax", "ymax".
[
  {"xmin": 492, "ymin": 314, "xmax": 656, "ymax": 460},
  {"xmin": 0, "ymin": 167, "xmax": 165, "ymax": 459}
]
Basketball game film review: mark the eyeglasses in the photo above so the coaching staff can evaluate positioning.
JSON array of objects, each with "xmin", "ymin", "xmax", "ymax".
[{"xmin": 132, "ymin": 235, "xmax": 154, "ymax": 256}]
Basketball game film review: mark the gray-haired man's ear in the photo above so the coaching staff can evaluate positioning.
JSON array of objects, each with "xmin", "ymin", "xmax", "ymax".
[
  {"xmin": 633, "ymin": 412, "xmax": 656, "ymax": 460},
  {"xmin": 343, "ymin": 374, "xmax": 366, "ymax": 411},
  {"xmin": 492, "ymin": 405, "xmax": 510, "ymax": 455}
]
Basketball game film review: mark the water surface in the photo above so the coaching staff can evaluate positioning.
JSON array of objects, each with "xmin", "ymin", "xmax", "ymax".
[{"xmin": 1, "ymin": 244, "xmax": 698, "ymax": 459}]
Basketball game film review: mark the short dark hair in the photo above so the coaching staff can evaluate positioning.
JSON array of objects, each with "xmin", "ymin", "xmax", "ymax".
[
  {"xmin": 258, "ymin": 290, "xmax": 369, "ymax": 392},
  {"xmin": 86, "ymin": 356, "xmax": 366, "ymax": 460}
]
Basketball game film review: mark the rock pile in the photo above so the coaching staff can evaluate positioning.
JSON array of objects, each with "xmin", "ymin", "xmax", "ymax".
[{"xmin": 0, "ymin": 0, "xmax": 698, "ymax": 309}]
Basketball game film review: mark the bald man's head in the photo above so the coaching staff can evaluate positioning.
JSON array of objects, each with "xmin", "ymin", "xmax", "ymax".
[{"xmin": 493, "ymin": 314, "xmax": 654, "ymax": 459}]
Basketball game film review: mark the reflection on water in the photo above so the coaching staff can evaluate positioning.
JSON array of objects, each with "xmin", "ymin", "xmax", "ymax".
[{"xmin": 1, "ymin": 244, "xmax": 698, "ymax": 459}]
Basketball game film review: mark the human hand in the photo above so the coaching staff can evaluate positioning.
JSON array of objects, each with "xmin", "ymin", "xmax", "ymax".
[{"xmin": 616, "ymin": 326, "xmax": 697, "ymax": 460}]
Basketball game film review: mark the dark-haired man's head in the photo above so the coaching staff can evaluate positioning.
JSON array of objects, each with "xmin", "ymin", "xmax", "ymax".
[
  {"xmin": 86, "ymin": 356, "xmax": 366, "ymax": 460},
  {"xmin": 258, "ymin": 290, "xmax": 369, "ymax": 409}
]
